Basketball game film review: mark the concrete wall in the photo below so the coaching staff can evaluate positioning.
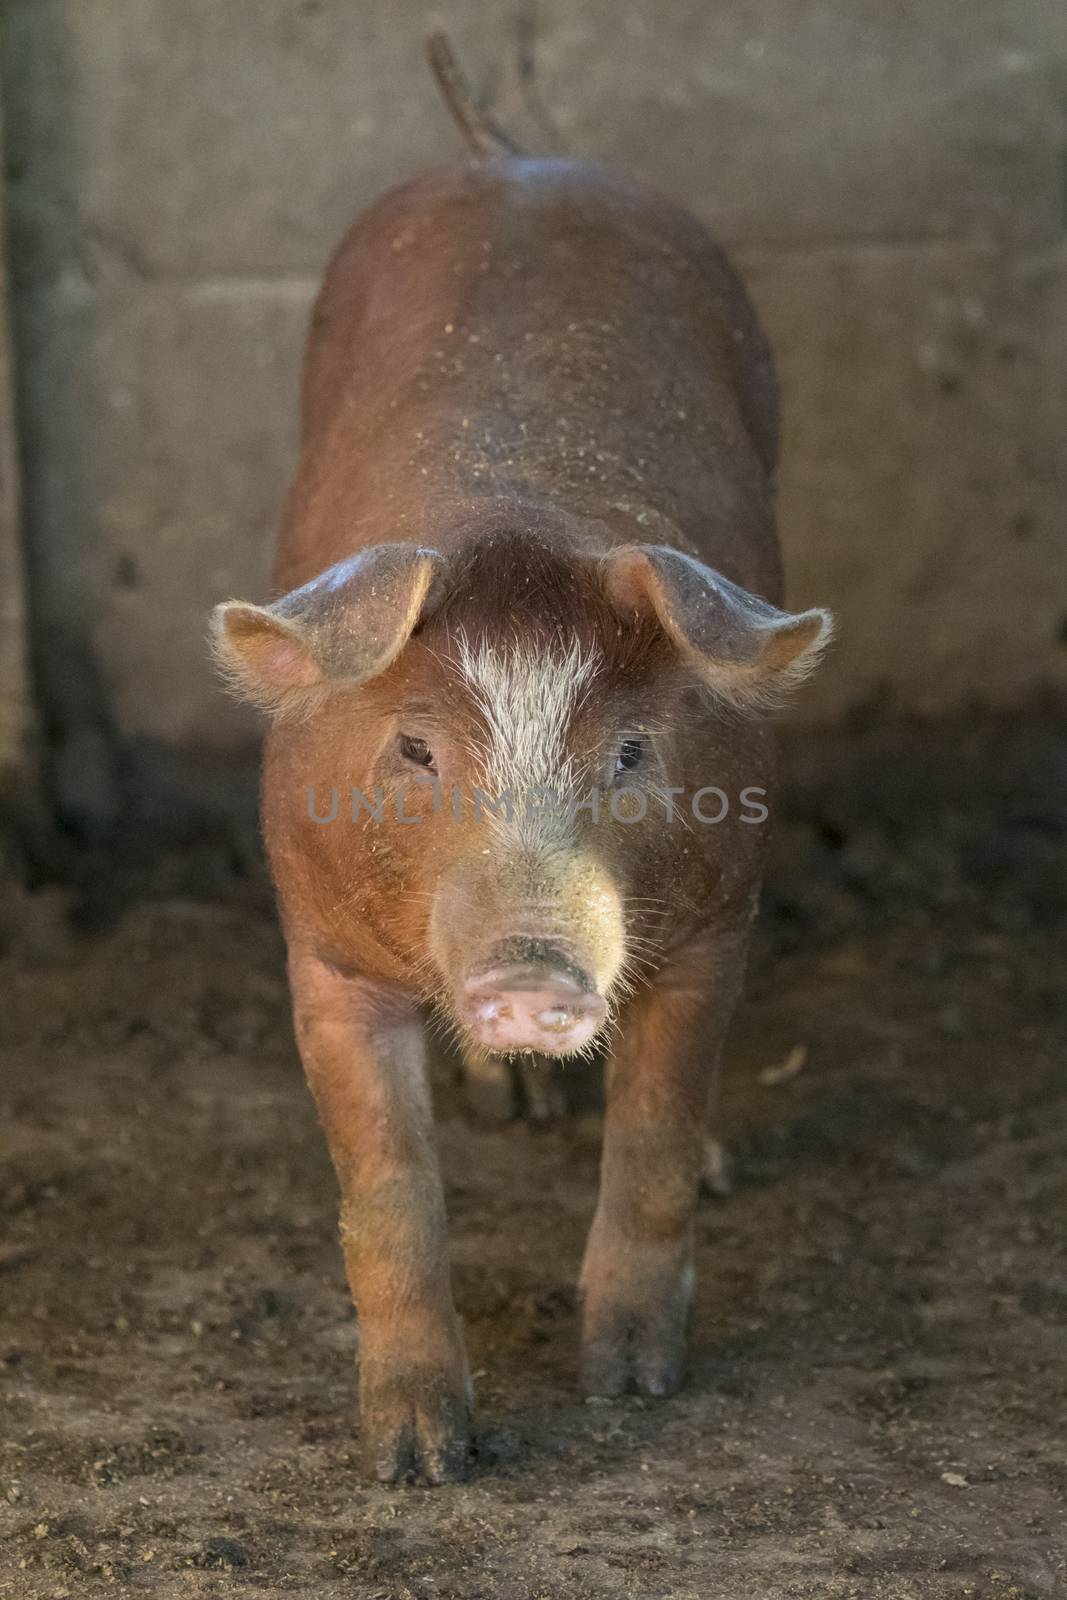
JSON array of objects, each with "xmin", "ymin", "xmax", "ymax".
[
  {"xmin": 0, "ymin": 95, "xmax": 33, "ymax": 807},
  {"xmin": 3, "ymin": 1, "xmax": 1065, "ymax": 820}
]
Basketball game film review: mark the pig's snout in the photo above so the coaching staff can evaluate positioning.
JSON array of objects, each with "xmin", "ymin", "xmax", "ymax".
[
  {"xmin": 431, "ymin": 861, "xmax": 626, "ymax": 1058},
  {"xmin": 461, "ymin": 950, "xmax": 606, "ymax": 1055}
]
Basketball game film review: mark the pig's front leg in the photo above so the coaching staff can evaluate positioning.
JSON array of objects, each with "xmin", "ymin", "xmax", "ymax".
[
  {"xmin": 288, "ymin": 948, "xmax": 472, "ymax": 1484},
  {"xmin": 579, "ymin": 925, "xmax": 748, "ymax": 1397}
]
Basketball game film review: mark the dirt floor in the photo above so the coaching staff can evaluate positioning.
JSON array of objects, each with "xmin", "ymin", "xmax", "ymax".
[{"xmin": 1, "ymin": 710, "xmax": 1065, "ymax": 1598}]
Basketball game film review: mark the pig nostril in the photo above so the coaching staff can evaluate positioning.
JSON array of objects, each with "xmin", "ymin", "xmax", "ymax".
[
  {"xmin": 536, "ymin": 1006, "xmax": 578, "ymax": 1034},
  {"xmin": 475, "ymin": 997, "xmax": 512, "ymax": 1023}
]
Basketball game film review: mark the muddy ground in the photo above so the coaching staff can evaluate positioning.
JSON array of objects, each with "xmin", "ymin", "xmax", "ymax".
[{"xmin": 1, "ymin": 710, "xmax": 1065, "ymax": 1598}]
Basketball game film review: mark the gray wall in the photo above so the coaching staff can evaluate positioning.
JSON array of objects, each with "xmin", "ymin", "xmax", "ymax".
[
  {"xmin": 4, "ymin": 2, "xmax": 1066, "ymax": 815},
  {"xmin": 0, "ymin": 98, "xmax": 31, "ymax": 801}
]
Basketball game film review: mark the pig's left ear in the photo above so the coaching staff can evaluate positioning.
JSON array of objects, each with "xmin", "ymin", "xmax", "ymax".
[
  {"xmin": 211, "ymin": 544, "xmax": 445, "ymax": 718},
  {"xmin": 604, "ymin": 545, "xmax": 833, "ymax": 713}
]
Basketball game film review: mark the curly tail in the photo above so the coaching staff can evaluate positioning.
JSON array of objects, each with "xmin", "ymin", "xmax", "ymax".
[{"xmin": 425, "ymin": 30, "xmax": 523, "ymax": 157}]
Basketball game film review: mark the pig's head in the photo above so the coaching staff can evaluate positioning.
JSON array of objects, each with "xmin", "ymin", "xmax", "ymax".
[{"xmin": 213, "ymin": 522, "xmax": 830, "ymax": 1058}]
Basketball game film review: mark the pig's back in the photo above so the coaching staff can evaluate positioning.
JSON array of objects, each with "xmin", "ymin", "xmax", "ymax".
[{"xmin": 279, "ymin": 158, "xmax": 781, "ymax": 599}]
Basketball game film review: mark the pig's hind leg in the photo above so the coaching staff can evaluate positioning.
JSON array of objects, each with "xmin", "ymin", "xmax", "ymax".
[
  {"xmin": 517, "ymin": 1054, "xmax": 569, "ymax": 1123},
  {"xmin": 459, "ymin": 1043, "xmax": 519, "ymax": 1123},
  {"xmin": 288, "ymin": 948, "xmax": 473, "ymax": 1484},
  {"xmin": 459, "ymin": 1046, "xmax": 568, "ymax": 1125}
]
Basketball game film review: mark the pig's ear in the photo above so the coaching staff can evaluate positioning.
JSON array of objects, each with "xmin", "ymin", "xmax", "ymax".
[
  {"xmin": 604, "ymin": 545, "xmax": 833, "ymax": 713},
  {"xmin": 211, "ymin": 544, "xmax": 444, "ymax": 718}
]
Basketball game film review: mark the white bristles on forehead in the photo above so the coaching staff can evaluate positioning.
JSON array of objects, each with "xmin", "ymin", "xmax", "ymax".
[{"xmin": 454, "ymin": 631, "xmax": 600, "ymax": 796}]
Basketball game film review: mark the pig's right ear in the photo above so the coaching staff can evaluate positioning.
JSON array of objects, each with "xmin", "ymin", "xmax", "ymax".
[{"xmin": 211, "ymin": 544, "xmax": 444, "ymax": 718}]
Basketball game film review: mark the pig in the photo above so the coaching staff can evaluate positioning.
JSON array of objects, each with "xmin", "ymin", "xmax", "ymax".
[{"xmin": 211, "ymin": 34, "xmax": 832, "ymax": 1484}]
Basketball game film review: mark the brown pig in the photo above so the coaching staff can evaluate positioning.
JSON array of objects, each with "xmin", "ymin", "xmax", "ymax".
[{"xmin": 212, "ymin": 37, "xmax": 832, "ymax": 1484}]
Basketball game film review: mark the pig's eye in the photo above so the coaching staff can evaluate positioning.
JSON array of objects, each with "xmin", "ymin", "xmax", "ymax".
[
  {"xmin": 399, "ymin": 734, "xmax": 436, "ymax": 771},
  {"xmin": 615, "ymin": 737, "xmax": 645, "ymax": 776}
]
